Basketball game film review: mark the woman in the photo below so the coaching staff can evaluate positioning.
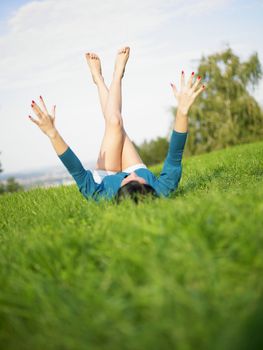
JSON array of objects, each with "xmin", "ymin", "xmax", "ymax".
[{"xmin": 28, "ymin": 47, "xmax": 205, "ymax": 202}]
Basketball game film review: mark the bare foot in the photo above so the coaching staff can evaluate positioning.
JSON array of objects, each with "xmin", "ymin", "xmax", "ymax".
[
  {"xmin": 114, "ymin": 46, "xmax": 130, "ymax": 79},
  {"xmin": 85, "ymin": 52, "xmax": 103, "ymax": 84}
]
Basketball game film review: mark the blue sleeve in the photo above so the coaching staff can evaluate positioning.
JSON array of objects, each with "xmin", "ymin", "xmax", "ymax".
[
  {"xmin": 58, "ymin": 146, "xmax": 97, "ymax": 197},
  {"xmin": 156, "ymin": 130, "xmax": 188, "ymax": 196}
]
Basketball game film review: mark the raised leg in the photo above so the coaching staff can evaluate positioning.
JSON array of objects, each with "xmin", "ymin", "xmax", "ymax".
[
  {"xmin": 96, "ymin": 76, "xmax": 125, "ymax": 172},
  {"xmin": 86, "ymin": 48, "xmax": 143, "ymax": 171}
]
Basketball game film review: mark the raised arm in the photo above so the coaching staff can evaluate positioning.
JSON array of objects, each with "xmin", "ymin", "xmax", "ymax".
[
  {"xmin": 29, "ymin": 96, "xmax": 68, "ymax": 155},
  {"xmin": 28, "ymin": 96, "xmax": 97, "ymax": 197},
  {"xmin": 156, "ymin": 71, "xmax": 206, "ymax": 197},
  {"xmin": 171, "ymin": 70, "xmax": 205, "ymax": 132}
]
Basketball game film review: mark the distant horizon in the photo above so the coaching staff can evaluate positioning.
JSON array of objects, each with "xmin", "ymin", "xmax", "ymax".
[{"xmin": 0, "ymin": 158, "xmax": 97, "ymax": 178}]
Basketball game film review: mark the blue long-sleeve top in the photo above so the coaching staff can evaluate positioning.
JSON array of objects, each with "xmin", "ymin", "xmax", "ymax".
[{"xmin": 58, "ymin": 130, "xmax": 188, "ymax": 201}]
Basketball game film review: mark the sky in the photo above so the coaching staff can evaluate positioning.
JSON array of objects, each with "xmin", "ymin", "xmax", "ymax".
[{"xmin": 0, "ymin": 0, "xmax": 262, "ymax": 174}]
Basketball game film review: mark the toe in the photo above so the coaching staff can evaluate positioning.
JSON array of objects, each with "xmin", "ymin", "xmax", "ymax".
[{"xmin": 119, "ymin": 47, "xmax": 126, "ymax": 54}]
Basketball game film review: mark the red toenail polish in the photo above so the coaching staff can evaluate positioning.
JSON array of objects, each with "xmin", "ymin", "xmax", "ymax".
[{"xmin": 192, "ymin": 72, "xmax": 194, "ymax": 75}]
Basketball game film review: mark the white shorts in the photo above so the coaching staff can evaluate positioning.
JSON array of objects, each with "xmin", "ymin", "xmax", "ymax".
[{"xmin": 91, "ymin": 163, "xmax": 147, "ymax": 184}]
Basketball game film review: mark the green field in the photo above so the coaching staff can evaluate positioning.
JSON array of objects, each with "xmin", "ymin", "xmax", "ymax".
[{"xmin": 1, "ymin": 141, "xmax": 263, "ymax": 350}]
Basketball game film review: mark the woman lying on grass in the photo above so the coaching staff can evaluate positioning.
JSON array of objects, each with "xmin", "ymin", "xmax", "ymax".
[{"xmin": 28, "ymin": 46, "xmax": 205, "ymax": 203}]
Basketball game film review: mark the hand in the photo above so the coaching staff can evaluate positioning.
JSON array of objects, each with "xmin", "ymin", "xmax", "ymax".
[
  {"xmin": 28, "ymin": 96, "xmax": 57, "ymax": 138},
  {"xmin": 171, "ymin": 71, "xmax": 206, "ymax": 115}
]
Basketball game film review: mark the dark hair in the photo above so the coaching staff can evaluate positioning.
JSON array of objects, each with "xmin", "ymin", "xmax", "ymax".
[{"xmin": 115, "ymin": 180, "xmax": 158, "ymax": 204}]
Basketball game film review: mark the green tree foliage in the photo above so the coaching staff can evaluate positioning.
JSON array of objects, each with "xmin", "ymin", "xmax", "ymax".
[
  {"xmin": 0, "ymin": 183, "xmax": 5, "ymax": 195},
  {"xmin": 134, "ymin": 137, "xmax": 169, "ymax": 166},
  {"xmin": 5, "ymin": 177, "xmax": 24, "ymax": 193},
  {"xmin": 172, "ymin": 47, "xmax": 263, "ymax": 155},
  {"xmin": 0, "ymin": 151, "xmax": 4, "ymax": 194},
  {"xmin": 0, "ymin": 151, "xmax": 2, "ymax": 173},
  {"xmin": 0, "ymin": 177, "xmax": 24, "ymax": 195},
  {"xmin": 0, "ymin": 153, "xmax": 24, "ymax": 195}
]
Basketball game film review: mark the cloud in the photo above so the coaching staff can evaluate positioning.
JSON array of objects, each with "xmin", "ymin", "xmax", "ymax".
[
  {"xmin": 168, "ymin": 0, "xmax": 233, "ymax": 17},
  {"xmin": 0, "ymin": 0, "xmax": 168, "ymax": 89},
  {"xmin": 0, "ymin": 0, "xmax": 232, "ymax": 90}
]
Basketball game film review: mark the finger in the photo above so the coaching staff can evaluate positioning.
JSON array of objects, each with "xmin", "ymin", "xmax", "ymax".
[
  {"xmin": 181, "ymin": 70, "xmax": 185, "ymax": 88},
  {"xmin": 28, "ymin": 115, "xmax": 39, "ymax": 125},
  {"xmin": 192, "ymin": 75, "xmax": 202, "ymax": 91},
  {"xmin": 31, "ymin": 100, "xmax": 44, "ymax": 118},
  {"xmin": 170, "ymin": 83, "xmax": 178, "ymax": 97},
  {"xmin": 187, "ymin": 71, "xmax": 195, "ymax": 88},
  {"xmin": 39, "ymin": 95, "xmax": 49, "ymax": 115},
  {"xmin": 193, "ymin": 84, "xmax": 206, "ymax": 99},
  {"xmin": 51, "ymin": 105, "xmax": 56, "ymax": 121}
]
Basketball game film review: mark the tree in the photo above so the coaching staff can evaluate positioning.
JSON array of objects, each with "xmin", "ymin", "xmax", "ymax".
[
  {"xmin": 0, "ymin": 151, "xmax": 4, "ymax": 194},
  {"xmin": 0, "ymin": 151, "xmax": 3, "ymax": 174},
  {"xmin": 135, "ymin": 137, "xmax": 169, "ymax": 166},
  {"xmin": 5, "ymin": 177, "xmax": 24, "ymax": 193},
  {"xmin": 0, "ymin": 153, "xmax": 24, "ymax": 195},
  {"xmin": 0, "ymin": 182, "xmax": 5, "ymax": 195},
  {"xmin": 171, "ymin": 46, "xmax": 263, "ymax": 155}
]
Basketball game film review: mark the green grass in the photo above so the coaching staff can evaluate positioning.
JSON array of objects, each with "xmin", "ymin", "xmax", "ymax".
[{"xmin": 0, "ymin": 141, "xmax": 263, "ymax": 350}]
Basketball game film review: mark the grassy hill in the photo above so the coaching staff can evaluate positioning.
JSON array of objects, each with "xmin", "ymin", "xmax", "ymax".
[{"xmin": 0, "ymin": 141, "xmax": 263, "ymax": 350}]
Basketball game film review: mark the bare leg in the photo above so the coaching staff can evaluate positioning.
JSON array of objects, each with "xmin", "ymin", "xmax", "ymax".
[
  {"xmin": 86, "ymin": 48, "xmax": 127, "ymax": 171},
  {"xmin": 86, "ymin": 48, "xmax": 143, "ymax": 171},
  {"xmin": 93, "ymin": 73, "xmax": 143, "ymax": 170}
]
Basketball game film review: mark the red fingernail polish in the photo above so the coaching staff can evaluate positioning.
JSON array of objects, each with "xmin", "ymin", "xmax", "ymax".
[
  {"xmin": 32, "ymin": 100, "xmax": 35, "ymax": 104},
  {"xmin": 40, "ymin": 95, "xmax": 42, "ymax": 99},
  {"xmin": 198, "ymin": 76, "xmax": 201, "ymax": 80},
  {"xmin": 192, "ymin": 72, "xmax": 194, "ymax": 75},
  {"xmin": 170, "ymin": 83, "xmax": 173, "ymax": 87},
  {"xmin": 182, "ymin": 70, "xmax": 184, "ymax": 74},
  {"xmin": 202, "ymin": 85, "xmax": 205, "ymax": 88}
]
